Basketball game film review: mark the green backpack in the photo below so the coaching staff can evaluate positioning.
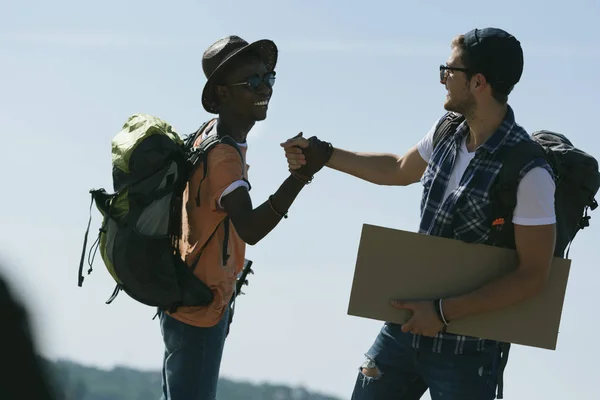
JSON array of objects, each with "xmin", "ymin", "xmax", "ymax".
[{"xmin": 78, "ymin": 113, "xmax": 245, "ymax": 312}]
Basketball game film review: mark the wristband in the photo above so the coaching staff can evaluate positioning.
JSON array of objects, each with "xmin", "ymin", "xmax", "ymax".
[
  {"xmin": 268, "ymin": 195, "xmax": 288, "ymax": 219},
  {"xmin": 434, "ymin": 298, "xmax": 449, "ymax": 326},
  {"xmin": 289, "ymin": 170, "xmax": 312, "ymax": 184}
]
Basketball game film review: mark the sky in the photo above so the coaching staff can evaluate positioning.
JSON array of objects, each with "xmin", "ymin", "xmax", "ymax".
[{"xmin": 1, "ymin": 0, "xmax": 600, "ymax": 399}]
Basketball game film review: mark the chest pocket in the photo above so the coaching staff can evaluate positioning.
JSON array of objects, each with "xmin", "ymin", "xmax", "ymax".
[{"xmin": 452, "ymin": 190, "xmax": 493, "ymax": 243}]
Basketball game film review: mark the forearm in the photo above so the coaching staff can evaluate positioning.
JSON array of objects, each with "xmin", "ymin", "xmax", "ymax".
[
  {"xmin": 231, "ymin": 174, "xmax": 306, "ymax": 245},
  {"xmin": 326, "ymin": 147, "xmax": 403, "ymax": 185},
  {"xmin": 442, "ymin": 266, "xmax": 548, "ymax": 322}
]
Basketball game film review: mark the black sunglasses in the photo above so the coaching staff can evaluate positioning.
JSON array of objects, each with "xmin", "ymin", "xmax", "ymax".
[
  {"xmin": 439, "ymin": 65, "xmax": 470, "ymax": 82},
  {"xmin": 228, "ymin": 71, "xmax": 276, "ymax": 91}
]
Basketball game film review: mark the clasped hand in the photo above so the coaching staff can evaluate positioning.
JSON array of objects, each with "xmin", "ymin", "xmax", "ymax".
[
  {"xmin": 279, "ymin": 133, "xmax": 333, "ymax": 179},
  {"xmin": 280, "ymin": 134, "xmax": 444, "ymax": 337}
]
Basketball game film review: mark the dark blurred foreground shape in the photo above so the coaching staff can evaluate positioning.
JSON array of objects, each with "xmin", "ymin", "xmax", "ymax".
[
  {"xmin": 0, "ymin": 269, "xmax": 343, "ymax": 399},
  {"xmin": 0, "ymin": 272, "xmax": 57, "ymax": 400}
]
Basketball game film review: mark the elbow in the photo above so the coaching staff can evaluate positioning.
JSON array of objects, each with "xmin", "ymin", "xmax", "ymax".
[
  {"xmin": 529, "ymin": 277, "xmax": 548, "ymax": 298},
  {"xmin": 237, "ymin": 230, "xmax": 259, "ymax": 246},
  {"xmin": 237, "ymin": 228, "xmax": 260, "ymax": 246},
  {"xmin": 374, "ymin": 178, "xmax": 403, "ymax": 186},
  {"xmin": 521, "ymin": 268, "xmax": 550, "ymax": 298},
  {"xmin": 372, "ymin": 174, "xmax": 408, "ymax": 186},
  {"xmin": 230, "ymin": 217, "xmax": 260, "ymax": 246}
]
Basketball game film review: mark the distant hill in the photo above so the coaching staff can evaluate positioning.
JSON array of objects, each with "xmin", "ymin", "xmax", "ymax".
[{"xmin": 42, "ymin": 358, "xmax": 343, "ymax": 400}]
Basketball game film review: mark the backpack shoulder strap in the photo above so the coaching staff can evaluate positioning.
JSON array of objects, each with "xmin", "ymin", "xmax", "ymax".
[
  {"xmin": 216, "ymin": 135, "xmax": 251, "ymax": 194},
  {"xmin": 189, "ymin": 128, "xmax": 247, "ymax": 268},
  {"xmin": 187, "ymin": 120, "xmax": 244, "ymax": 166},
  {"xmin": 190, "ymin": 124, "xmax": 250, "ymax": 204},
  {"xmin": 184, "ymin": 119, "xmax": 216, "ymax": 150},
  {"xmin": 432, "ymin": 112, "xmax": 466, "ymax": 150},
  {"xmin": 203, "ymin": 134, "xmax": 244, "ymax": 163}
]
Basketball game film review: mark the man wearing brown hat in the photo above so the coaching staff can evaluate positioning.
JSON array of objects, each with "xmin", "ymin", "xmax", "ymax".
[
  {"xmin": 158, "ymin": 35, "xmax": 331, "ymax": 400},
  {"xmin": 282, "ymin": 27, "xmax": 557, "ymax": 399}
]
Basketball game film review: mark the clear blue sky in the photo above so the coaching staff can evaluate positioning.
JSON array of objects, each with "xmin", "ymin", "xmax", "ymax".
[{"xmin": 1, "ymin": 1, "xmax": 599, "ymax": 399}]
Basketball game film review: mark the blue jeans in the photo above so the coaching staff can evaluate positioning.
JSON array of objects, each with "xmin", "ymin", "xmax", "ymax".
[
  {"xmin": 351, "ymin": 322, "xmax": 501, "ymax": 400},
  {"xmin": 159, "ymin": 307, "xmax": 230, "ymax": 400}
]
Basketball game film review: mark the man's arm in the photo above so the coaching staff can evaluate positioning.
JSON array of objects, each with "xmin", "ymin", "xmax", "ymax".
[
  {"xmin": 393, "ymin": 166, "xmax": 558, "ymax": 337},
  {"xmin": 442, "ymin": 166, "xmax": 557, "ymax": 321},
  {"xmin": 326, "ymin": 145, "xmax": 428, "ymax": 186},
  {"xmin": 441, "ymin": 222, "xmax": 556, "ymax": 321},
  {"xmin": 281, "ymin": 137, "xmax": 428, "ymax": 186},
  {"xmin": 394, "ymin": 220, "xmax": 556, "ymax": 337},
  {"xmin": 221, "ymin": 174, "xmax": 306, "ymax": 246}
]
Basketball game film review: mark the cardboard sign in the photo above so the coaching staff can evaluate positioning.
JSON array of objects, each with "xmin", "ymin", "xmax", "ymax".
[{"xmin": 347, "ymin": 224, "xmax": 571, "ymax": 350}]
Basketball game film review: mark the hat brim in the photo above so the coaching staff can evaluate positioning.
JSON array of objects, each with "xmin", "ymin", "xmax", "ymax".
[{"xmin": 201, "ymin": 39, "xmax": 278, "ymax": 114}]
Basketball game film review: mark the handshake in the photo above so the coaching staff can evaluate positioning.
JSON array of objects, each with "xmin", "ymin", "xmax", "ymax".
[{"xmin": 279, "ymin": 133, "xmax": 334, "ymax": 184}]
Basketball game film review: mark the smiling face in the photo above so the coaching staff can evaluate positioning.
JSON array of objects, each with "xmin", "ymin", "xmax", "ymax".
[
  {"xmin": 441, "ymin": 45, "xmax": 476, "ymax": 116},
  {"xmin": 216, "ymin": 54, "xmax": 275, "ymax": 123}
]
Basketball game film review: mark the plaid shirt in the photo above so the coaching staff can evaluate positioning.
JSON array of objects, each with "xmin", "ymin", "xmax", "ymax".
[{"xmin": 412, "ymin": 106, "xmax": 553, "ymax": 354}]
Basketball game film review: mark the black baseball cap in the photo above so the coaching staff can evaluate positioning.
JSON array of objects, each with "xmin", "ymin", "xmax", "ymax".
[{"xmin": 463, "ymin": 27, "xmax": 524, "ymax": 93}]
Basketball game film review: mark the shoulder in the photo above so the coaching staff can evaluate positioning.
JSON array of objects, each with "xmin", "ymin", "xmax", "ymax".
[
  {"xmin": 514, "ymin": 138, "xmax": 555, "ymax": 182},
  {"xmin": 510, "ymin": 135, "xmax": 556, "ymax": 224},
  {"xmin": 513, "ymin": 166, "xmax": 556, "ymax": 225},
  {"xmin": 519, "ymin": 166, "xmax": 555, "ymax": 191},
  {"xmin": 205, "ymin": 139, "xmax": 245, "ymax": 165},
  {"xmin": 502, "ymin": 126, "xmax": 556, "ymax": 182},
  {"xmin": 516, "ymin": 149, "xmax": 556, "ymax": 201},
  {"xmin": 188, "ymin": 138, "xmax": 247, "ymax": 186}
]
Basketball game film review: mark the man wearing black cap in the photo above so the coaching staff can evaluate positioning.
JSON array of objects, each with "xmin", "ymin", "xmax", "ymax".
[
  {"xmin": 158, "ymin": 35, "xmax": 331, "ymax": 400},
  {"xmin": 282, "ymin": 27, "xmax": 556, "ymax": 399}
]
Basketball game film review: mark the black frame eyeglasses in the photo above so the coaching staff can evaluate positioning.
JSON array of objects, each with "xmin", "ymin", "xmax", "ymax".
[
  {"xmin": 439, "ymin": 65, "xmax": 470, "ymax": 82},
  {"xmin": 228, "ymin": 71, "xmax": 276, "ymax": 91}
]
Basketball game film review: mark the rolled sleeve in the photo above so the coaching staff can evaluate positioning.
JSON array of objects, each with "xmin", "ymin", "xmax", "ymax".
[{"xmin": 205, "ymin": 144, "xmax": 247, "ymax": 211}]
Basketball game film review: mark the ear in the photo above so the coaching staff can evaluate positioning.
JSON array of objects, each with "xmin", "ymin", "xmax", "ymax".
[
  {"xmin": 471, "ymin": 73, "xmax": 488, "ymax": 92},
  {"xmin": 477, "ymin": 74, "xmax": 488, "ymax": 89}
]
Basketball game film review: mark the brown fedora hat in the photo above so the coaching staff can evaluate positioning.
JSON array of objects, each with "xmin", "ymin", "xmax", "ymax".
[{"xmin": 201, "ymin": 35, "xmax": 278, "ymax": 114}]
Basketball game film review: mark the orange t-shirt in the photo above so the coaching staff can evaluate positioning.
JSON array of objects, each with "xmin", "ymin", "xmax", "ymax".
[{"xmin": 168, "ymin": 121, "xmax": 249, "ymax": 327}]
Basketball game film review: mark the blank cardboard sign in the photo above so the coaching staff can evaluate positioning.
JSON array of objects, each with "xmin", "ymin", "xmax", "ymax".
[{"xmin": 347, "ymin": 224, "xmax": 571, "ymax": 350}]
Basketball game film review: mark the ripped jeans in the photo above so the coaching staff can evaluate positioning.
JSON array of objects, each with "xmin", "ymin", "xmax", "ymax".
[
  {"xmin": 351, "ymin": 322, "xmax": 501, "ymax": 400},
  {"xmin": 159, "ymin": 307, "xmax": 230, "ymax": 400}
]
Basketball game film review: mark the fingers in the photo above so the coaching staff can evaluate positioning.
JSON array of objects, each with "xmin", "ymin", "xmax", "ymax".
[
  {"xmin": 282, "ymin": 133, "xmax": 307, "ymax": 170},
  {"xmin": 395, "ymin": 301, "xmax": 420, "ymax": 335},
  {"xmin": 280, "ymin": 132, "xmax": 309, "ymax": 149},
  {"xmin": 281, "ymin": 138, "xmax": 309, "ymax": 149},
  {"xmin": 285, "ymin": 146, "xmax": 304, "ymax": 154},
  {"xmin": 390, "ymin": 300, "xmax": 403, "ymax": 309},
  {"xmin": 286, "ymin": 150, "xmax": 306, "ymax": 170},
  {"xmin": 401, "ymin": 318, "xmax": 422, "ymax": 335},
  {"xmin": 390, "ymin": 300, "xmax": 413, "ymax": 310},
  {"xmin": 401, "ymin": 317, "xmax": 414, "ymax": 334}
]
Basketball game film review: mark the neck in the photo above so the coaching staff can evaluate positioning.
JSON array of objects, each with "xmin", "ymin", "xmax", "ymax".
[
  {"xmin": 464, "ymin": 101, "xmax": 508, "ymax": 152},
  {"xmin": 216, "ymin": 112, "xmax": 255, "ymax": 143}
]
